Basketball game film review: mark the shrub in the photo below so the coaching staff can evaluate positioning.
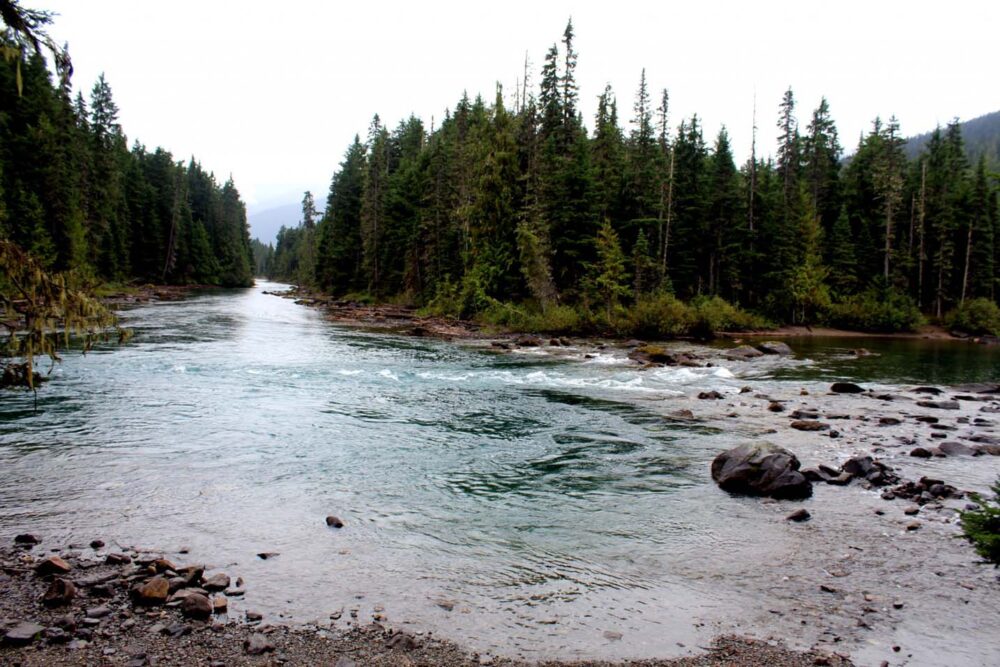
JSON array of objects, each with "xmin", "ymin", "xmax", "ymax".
[
  {"xmin": 689, "ymin": 296, "xmax": 770, "ymax": 338},
  {"xmin": 960, "ymin": 478, "xmax": 1000, "ymax": 566},
  {"xmin": 946, "ymin": 298, "xmax": 1000, "ymax": 336},
  {"xmin": 621, "ymin": 292, "xmax": 692, "ymax": 339},
  {"xmin": 826, "ymin": 288, "xmax": 924, "ymax": 333}
]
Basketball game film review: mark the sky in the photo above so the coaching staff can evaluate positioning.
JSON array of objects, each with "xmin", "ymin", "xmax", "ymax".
[{"xmin": 41, "ymin": 0, "xmax": 1000, "ymax": 235}]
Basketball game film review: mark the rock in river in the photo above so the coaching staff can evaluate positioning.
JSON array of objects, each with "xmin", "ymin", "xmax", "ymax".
[
  {"xmin": 830, "ymin": 382, "xmax": 865, "ymax": 394},
  {"xmin": 326, "ymin": 515, "xmax": 345, "ymax": 528},
  {"xmin": 917, "ymin": 400, "xmax": 961, "ymax": 410},
  {"xmin": 756, "ymin": 341, "xmax": 793, "ymax": 355},
  {"xmin": 711, "ymin": 443, "xmax": 812, "ymax": 499},
  {"xmin": 791, "ymin": 420, "xmax": 830, "ymax": 431},
  {"xmin": 41, "ymin": 578, "xmax": 77, "ymax": 607}
]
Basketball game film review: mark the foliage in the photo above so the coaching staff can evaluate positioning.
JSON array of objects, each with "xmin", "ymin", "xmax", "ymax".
[
  {"xmin": 1, "ymin": 239, "xmax": 123, "ymax": 390},
  {"xmin": 622, "ymin": 291, "xmax": 691, "ymax": 338},
  {"xmin": 946, "ymin": 298, "xmax": 1000, "ymax": 336},
  {"xmin": 826, "ymin": 287, "xmax": 924, "ymax": 333},
  {"xmin": 960, "ymin": 478, "xmax": 1000, "ymax": 566}
]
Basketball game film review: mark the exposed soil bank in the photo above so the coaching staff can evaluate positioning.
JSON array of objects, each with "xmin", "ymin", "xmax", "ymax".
[{"xmin": 0, "ymin": 543, "xmax": 851, "ymax": 667}]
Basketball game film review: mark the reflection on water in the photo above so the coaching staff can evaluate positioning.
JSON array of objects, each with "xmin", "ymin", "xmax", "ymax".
[{"xmin": 1, "ymin": 283, "xmax": 999, "ymax": 662}]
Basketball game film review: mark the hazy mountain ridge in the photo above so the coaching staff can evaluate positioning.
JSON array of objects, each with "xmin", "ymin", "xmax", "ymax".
[{"xmin": 904, "ymin": 110, "xmax": 1000, "ymax": 165}]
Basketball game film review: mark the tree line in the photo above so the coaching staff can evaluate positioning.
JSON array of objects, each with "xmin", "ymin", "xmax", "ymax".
[
  {"xmin": 0, "ymin": 45, "xmax": 254, "ymax": 288},
  {"xmin": 268, "ymin": 21, "xmax": 995, "ymax": 333}
]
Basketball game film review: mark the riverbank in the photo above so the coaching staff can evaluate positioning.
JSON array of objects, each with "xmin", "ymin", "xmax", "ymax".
[
  {"xmin": 0, "ymin": 541, "xmax": 851, "ymax": 666},
  {"xmin": 266, "ymin": 285, "xmax": 976, "ymax": 345}
]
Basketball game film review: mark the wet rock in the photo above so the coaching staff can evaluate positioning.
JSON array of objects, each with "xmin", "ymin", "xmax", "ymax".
[
  {"xmin": 202, "ymin": 573, "xmax": 230, "ymax": 591},
  {"xmin": 325, "ymin": 515, "xmax": 345, "ymax": 528},
  {"xmin": 213, "ymin": 595, "xmax": 228, "ymax": 614},
  {"xmin": 152, "ymin": 558, "xmax": 176, "ymax": 573},
  {"xmin": 710, "ymin": 442, "xmax": 812, "ymax": 499},
  {"xmin": 245, "ymin": 610, "xmax": 263, "ymax": 622},
  {"xmin": 879, "ymin": 417, "xmax": 902, "ymax": 425},
  {"xmin": 180, "ymin": 593, "xmax": 212, "ymax": 619},
  {"xmin": 917, "ymin": 400, "xmax": 961, "ymax": 410},
  {"xmin": 767, "ymin": 401, "xmax": 785, "ymax": 412},
  {"xmin": 245, "ymin": 633, "xmax": 275, "ymax": 655},
  {"xmin": 669, "ymin": 409, "xmax": 695, "ymax": 420},
  {"xmin": 909, "ymin": 447, "xmax": 933, "ymax": 458},
  {"xmin": 786, "ymin": 508, "xmax": 811, "ymax": 522},
  {"xmin": 513, "ymin": 334, "xmax": 542, "ymax": 347},
  {"xmin": 913, "ymin": 386, "xmax": 943, "ymax": 395},
  {"xmin": 42, "ymin": 578, "xmax": 77, "ymax": 607},
  {"xmin": 830, "ymin": 382, "xmax": 865, "ymax": 394},
  {"xmin": 790, "ymin": 409, "xmax": 820, "ymax": 420},
  {"xmin": 903, "ymin": 505, "xmax": 920, "ymax": 516},
  {"xmin": 757, "ymin": 341, "xmax": 793, "ymax": 355},
  {"xmin": 131, "ymin": 576, "xmax": 169, "ymax": 605},
  {"xmin": 974, "ymin": 443, "xmax": 1000, "ymax": 456},
  {"xmin": 89, "ymin": 539, "xmax": 104, "ymax": 549},
  {"xmin": 930, "ymin": 423, "xmax": 956, "ymax": 431},
  {"xmin": 35, "ymin": 555, "xmax": 72, "ymax": 577},
  {"xmin": 723, "ymin": 345, "xmax": 764, "ymax": 360},
  {"xmin": 14, "ymin": 534, "xmax": 41, "ymax": 546},
  {"xmin": 257, "ymin": 552, "xmax": 279, "ymax": 560},
  {"xmin": 915, "ymin": 415, "xmax": 940, "ymax": 423},
  {"xmin": 825, "ymin": 472, "xmax": 853, "ymax": 486},
  {"xmin": 801, "ymin": 467, "xmax": 831, "ymax": 482},
  {"xmin": 4, "ymin": 621, "xmax": 45, "ymax": 645},
  {"xmin": 106, "ymin": 553, "xmax": 131, "ymax": 565},
  {"xmin": 905, "ymin": 521, "xmax": 921, "ymax": 531},
  {"xmin": 698, "ymin": 390, "xmax": 724, "ymax": 400},
  {"xmin": 790, "ymin": 420, "xmax": 830, "ymax": 431},
  {"xmin": 851, "ymin": 348, "xmax": 874, "ymax": 356},
  {"xmin": 164, "ymin": 622, "xmax": 192, "ymax": 638},
  {"xmin": 939, "ymin": 441, "xmax": 975, "ymax": 456}
]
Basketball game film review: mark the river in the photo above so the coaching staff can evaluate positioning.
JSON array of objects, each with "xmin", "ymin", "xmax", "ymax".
[{"xmin": 2, "ymin": 281, "xmax": 999, "ymax": 665}]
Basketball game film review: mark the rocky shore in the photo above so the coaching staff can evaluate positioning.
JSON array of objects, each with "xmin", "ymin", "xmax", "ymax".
[{"xmin": 0, "ymin": 540, "xmax": 853, "ymax": 667}]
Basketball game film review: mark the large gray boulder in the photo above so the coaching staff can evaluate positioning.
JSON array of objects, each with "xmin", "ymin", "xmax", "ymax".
[{"xmin": 711, "ymin": 443, "xmax": 813, "ymax": 499}]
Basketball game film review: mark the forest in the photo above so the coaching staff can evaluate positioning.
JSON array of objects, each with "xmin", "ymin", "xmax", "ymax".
[
  {"xmin": 266, "ymin": 21, "xmax": 1000, "ymax": 336},
  {"xmin": 0, "ymin": 40, "xmax": 254, "ymax": 288}
]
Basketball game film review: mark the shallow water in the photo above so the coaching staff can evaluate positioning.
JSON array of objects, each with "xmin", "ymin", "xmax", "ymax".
[{"xmin": 1, "ymin": 282, "xmax": 999, "ymax": 664}]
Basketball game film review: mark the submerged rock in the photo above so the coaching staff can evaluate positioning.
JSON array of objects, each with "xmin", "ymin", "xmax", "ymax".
[
  {"xmin": 786, "ymin": 508, "xmax": 811, "ymax": 522},
  {"xmin": 917, "ymin": 400, "xmax": 961, "ymax": 410},
  {"xmin": 790, "ymin": 420, "xmax": 830, "ymax": 432},
  {"xmin": 698, "ymin": 390, "xmax": 724, "ymax": 400},
  {"xmin": 723, "ymin": 345, "xmax": 764, "ymax": 361},
  {"xmin": 710, "ymin": 443, "xmax": 812, "ymax": 499}
]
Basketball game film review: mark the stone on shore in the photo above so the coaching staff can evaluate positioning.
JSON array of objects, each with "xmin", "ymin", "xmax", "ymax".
[
  {"xmin": 711, "ymin": 443, "xmax": 812, "ymax": 499},
  {"xmin": 34, "ymin": 555, "xmax": 72, "ymax": 577},
  {"xmin": 245, "ymin": 633, "xmax": 274, "ymax": 655},
  {"xmin": 14, "ymin": 534, "xmax": 40, "ymax": 546},
  {"xmin": 180, "ymin": 593, "xmax": 213, "ymax": 619},
  {"xmin": 909, "ymin": 447, "xmax": 933, "ymax": 458},
  {"xmin": 131, "ymin": 576, "xmax": 170, "ymax": 605},
  {"xmin": 41, "ymin": 578, "xmax": 77, "ymax": 607},
  {"xmin": 3, "ymin": 621, "xmax": 45, "ymax": 645},
  {"xmin": 830, "ymin": 382, "xmax": 865, "ymax": 394}
]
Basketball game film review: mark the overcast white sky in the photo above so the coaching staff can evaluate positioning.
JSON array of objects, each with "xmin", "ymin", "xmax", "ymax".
[{"xmin": 43, "ymin": 0, "xmax": 999, "ymax": 216}]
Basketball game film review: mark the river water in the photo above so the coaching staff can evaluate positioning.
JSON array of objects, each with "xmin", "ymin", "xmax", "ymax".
[{"xmin": 2, "ymin": 282, "xmax": 999, "ymax": 665}]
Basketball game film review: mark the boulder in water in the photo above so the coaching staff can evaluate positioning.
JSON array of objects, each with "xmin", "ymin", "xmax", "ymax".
[
  {"xmin": 830, "ymin": 382, "xmax": 865, "ymax": 394},
  {"xmin": 710, "ymin": 443, "xmax": 812, "ymax": 499},
  {"xmin": 756, "ymin": 341, "xmax": 793, "ymax": 356}
]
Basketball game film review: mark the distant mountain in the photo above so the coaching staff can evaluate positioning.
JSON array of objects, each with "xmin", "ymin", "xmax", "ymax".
[
  {"xmin": 904, "ymin": 110, "xmax": 1000, "ymax": 165},
  {"xmin": 247, "ymin": 202, "xmax": 301, "ymax": 245}
]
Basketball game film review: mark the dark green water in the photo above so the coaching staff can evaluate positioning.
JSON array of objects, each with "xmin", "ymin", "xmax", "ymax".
[{"xmin": 1, "ymin": 282, "xmax": 998, "ymax": 661}]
